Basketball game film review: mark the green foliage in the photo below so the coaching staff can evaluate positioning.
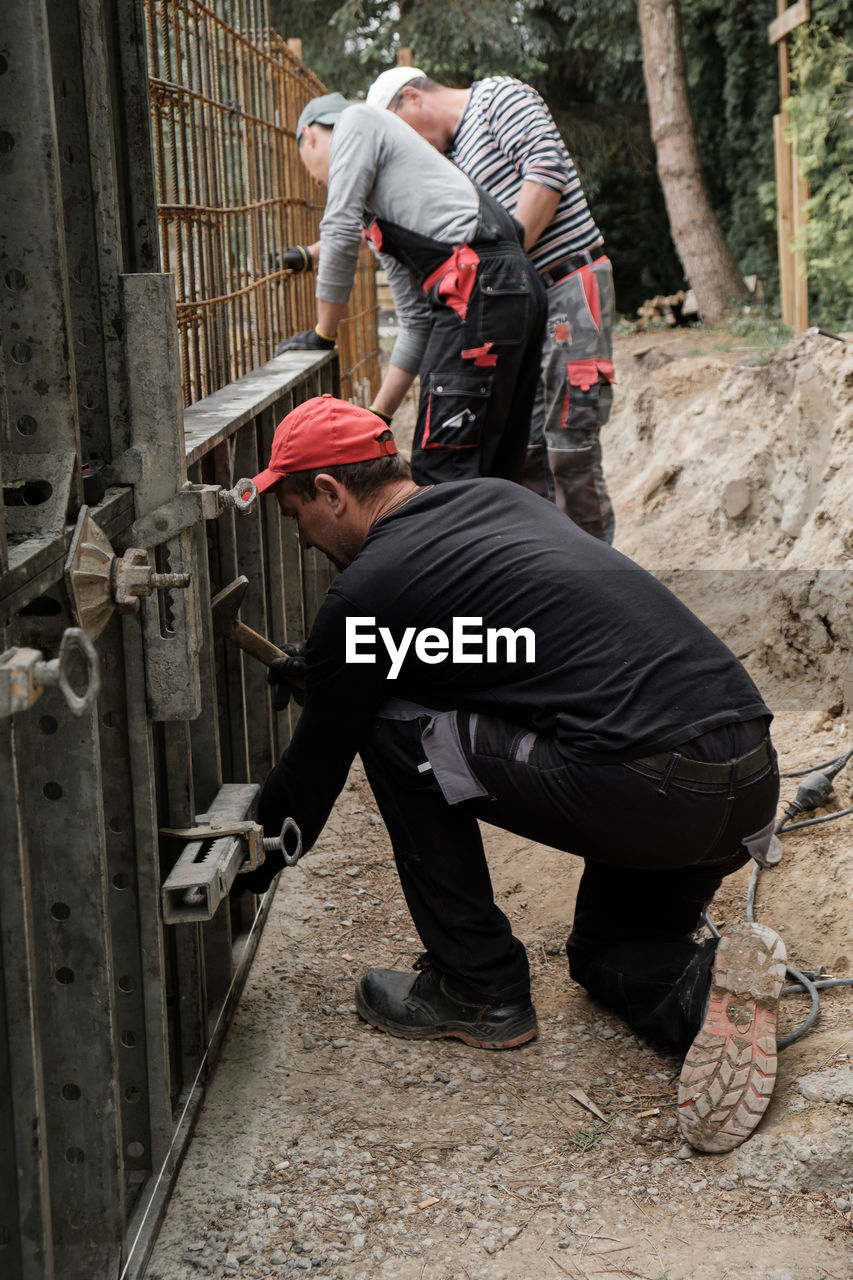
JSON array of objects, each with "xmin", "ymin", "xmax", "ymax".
[
  {"xmin": 269, "ymin": 0, "xmax": 682, "ymax": 311},
  {"xmin": 269, "ymin": 0, "xmax": 355, "ymax": 93},
  {"xmin": 329, "ymin": 0, "xmax": 548, "ymax": 85},
  {"xmin": 268, "ymin": 0, "xmax": 853, "ymax": 323},
  {"xmin": 270, "ymin": 1, "xmax": 548, "ymax": 92},
  {"xmin": 787, "ymin": 21, "xmax": 853, "ymax": 328},
  {"xmin": 679, "ymin": 2, "xmax": 780, "ymax": 299},
  {"xmin": 528, "ymin": 0, "xmax": 645, "ymax": 103},
  {"xmin": 527, "ymin": 3, "xmax": 685, "ymax": 310},
  {"xmin": 714, "ymin": 304, "xmax": 793, "ymax": 357}
]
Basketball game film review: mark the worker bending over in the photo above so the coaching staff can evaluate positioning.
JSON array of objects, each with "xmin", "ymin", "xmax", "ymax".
[
  {"xmin": 368, "ymin": 67, "xmax": 616, "ymax": 542},
  {"xmin": 277, "ymin": 93, "xmax": 546, "ymax": 486},
  {"xmin": 245, "ymin": 394, "xmax": 786, "ymax": 1157}
]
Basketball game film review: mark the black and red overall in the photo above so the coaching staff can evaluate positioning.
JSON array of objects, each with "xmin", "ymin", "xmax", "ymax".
[{"xmin": 365, "ymin": 190, "xmax": 547, "ymax": 485}]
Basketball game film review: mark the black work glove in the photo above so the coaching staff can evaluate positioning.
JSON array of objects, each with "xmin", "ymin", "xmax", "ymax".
[
  {"xmin": 234, "ymin": 847, "xmax": 283, "ymax": 895},
  {"xmin": 268, "ymin": 642, "xmax": 308, "ymax": 711},
  {"xmin": 275, "ymin": 327, "xmax": 336, "ymax": 355},
  {"xmin": 233, "ymin": 814, "xmax": 302, "ymax": 896},
  {"xmin": 281, "ymin": 245, "xmax": 315, "ymax": 273}
]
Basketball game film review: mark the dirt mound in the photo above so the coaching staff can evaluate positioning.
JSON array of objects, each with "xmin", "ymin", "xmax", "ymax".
[
  {"xmin": 607, "ymin": 326, "xmax": 852, "ymax": 1002},
  {"xmin": 608, "ymin": 327, "xmax": 852, "ymax": 748},
  {"xmin": 608, "ymin": 327, "xmax": 853, "ymax": 571}
]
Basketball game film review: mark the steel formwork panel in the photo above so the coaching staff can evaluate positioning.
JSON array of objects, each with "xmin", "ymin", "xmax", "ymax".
[
  {"xmin": 0, "ymin": 723, "xmax": 54, "ymax": 1280},
  {"xmin": 0, "ymin": 0, "xmax": 83, "ymax": 541},
  {"xmin": 1, "ymin": 4, "xmax": 378, "ymax": 1276},
  {"xmin": 46, "ymin": 0, "xmax": 129, "ymax": 466},
  {"xmin": 14, "ymin": 682, "xmax": 125, "ymax": 1276}
]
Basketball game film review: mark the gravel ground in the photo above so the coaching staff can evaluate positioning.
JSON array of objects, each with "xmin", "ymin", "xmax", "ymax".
[{"xmin": 144, "ymin": 754, "xmax": 853, "ymax": 1280}]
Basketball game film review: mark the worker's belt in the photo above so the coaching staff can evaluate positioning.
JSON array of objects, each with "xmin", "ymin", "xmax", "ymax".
[
  {"xmin": 634, "ymin": 739, "xmax": 772, "ymax": 785},
  {"xmin": 539, "ymin": 246, "xmax": 605, "ymax": 287}
]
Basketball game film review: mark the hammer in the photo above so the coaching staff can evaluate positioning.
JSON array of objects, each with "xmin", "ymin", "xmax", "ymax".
[{"xmin": 211, "ymin": 576, "xmax": 305, "ymax": 688}]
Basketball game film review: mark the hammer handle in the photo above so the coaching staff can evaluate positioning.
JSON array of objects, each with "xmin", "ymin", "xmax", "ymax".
[{"xmin": 229, "ymin": 621, "xmax": 306, "ymax": 688}]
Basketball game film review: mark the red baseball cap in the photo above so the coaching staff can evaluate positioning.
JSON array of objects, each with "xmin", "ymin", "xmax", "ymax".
[{"xmin": 252, "ymin": 394, "xmax": 398, "ymax": 493}]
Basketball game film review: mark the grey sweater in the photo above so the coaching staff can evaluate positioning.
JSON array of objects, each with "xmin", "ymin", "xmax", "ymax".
[{"xmin": 318, "ymin": 104, "xmax": 481, "ymax": 373}]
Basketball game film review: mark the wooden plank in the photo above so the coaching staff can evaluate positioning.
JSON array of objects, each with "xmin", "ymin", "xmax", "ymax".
[
  {"xmin": 776, "ymin": 6, "xmax": 791, "ymax": 104},
  {"xmin": 774, "ymin": 114, "xmax": 795, "ymax": 327},
  {"xmin": 768, "ymin": 1, "xmax": 809, "ymax": 46},
  {"xmin": 793, "ymin": 159, "xmax": 810, "ymax": 332}
]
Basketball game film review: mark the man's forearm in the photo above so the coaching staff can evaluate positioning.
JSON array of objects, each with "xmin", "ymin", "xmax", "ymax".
[
  {"xmin": 513, "ymin": 181, "xmax": 561, "ymax": 251},
  {"xmin": 371, "ymin": 363, "xmax": 417, "ymax": 418},
  {"xmin": 316, "ymin": 299, "xmax": 348, "ymax": 340}
]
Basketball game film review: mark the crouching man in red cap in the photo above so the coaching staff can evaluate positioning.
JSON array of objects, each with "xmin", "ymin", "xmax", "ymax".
[{"xmin": 245, "ymin": 392, "xmax": 786, "ymax": 1156}]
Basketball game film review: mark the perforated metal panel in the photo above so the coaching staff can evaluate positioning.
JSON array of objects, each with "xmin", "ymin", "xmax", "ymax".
[{"xmin": 0, "ymin": 3, "xmax": 378, "ymax": 1275}]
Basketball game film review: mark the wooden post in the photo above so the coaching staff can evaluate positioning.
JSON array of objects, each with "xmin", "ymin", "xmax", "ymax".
[
  {"xmin": 397, "ymin": 47, "xmax": 413, "ymax": 66},
  {"xmin": 792, "ymin": 152, "xmax": 810, "ymax": 332},
  {"xmin": 769, "ymin": 2, "xmax": 809, "ymax": 330},
  {"xmin": 286, "ymin": 38, "xmax": 302, "ymax": 60},
  {"xmin": 773, "ymin": 115, "xmax": 795, "ymax": 325}
]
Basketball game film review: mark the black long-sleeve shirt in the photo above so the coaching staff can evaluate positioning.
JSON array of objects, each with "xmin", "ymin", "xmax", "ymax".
[{"xmin": 259, "ymin": 479, "xmax": 769, "ymax": 848}]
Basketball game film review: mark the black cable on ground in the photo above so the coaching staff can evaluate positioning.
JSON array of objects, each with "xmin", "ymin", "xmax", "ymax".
[
  {"xmin": 775, "ymin": 749, "xmax": 853, "ymax": 831},
  {"xmin": 776, "ymin": 806, "xmax": 853, "ymax": 832}
]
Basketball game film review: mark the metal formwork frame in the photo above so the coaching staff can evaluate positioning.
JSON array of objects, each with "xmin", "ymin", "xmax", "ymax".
[
  {"xmin": 0, "ymin": 2, "xmax": 378, "ymax": 1276},
  {"xmin": 142, "ymin": 0, "xmax": 380, "ymax": 407}
]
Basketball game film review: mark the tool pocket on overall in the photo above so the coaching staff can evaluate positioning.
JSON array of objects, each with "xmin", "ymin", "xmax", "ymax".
[
  {"xmin": 422, "ymin": 371, "xmax": 492, "ymax": 450},
  {"xmin": 473, "ymin": 260, "xmax": 532, "ymax": 346},
  {"xmin": 561, "ymin": 359, "xmax": 615, "ymax": 432},
  {"xmin": 543, "ymin": 262, "xmax": 614, "ymax": 435},
  {"xmin": 549, "ymin": 441, "xmax": 602, "ymax": 531}
]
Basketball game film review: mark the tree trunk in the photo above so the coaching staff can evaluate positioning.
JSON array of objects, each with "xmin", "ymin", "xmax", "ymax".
[{"xmin": 638, "ymin": 0, "xmax": 747, "ymax": 321}]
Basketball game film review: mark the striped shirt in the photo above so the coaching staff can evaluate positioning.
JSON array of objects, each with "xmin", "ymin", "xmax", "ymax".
[{"xmin": 447, "ymin": 77, "xmax": 603, "ymax": 272}]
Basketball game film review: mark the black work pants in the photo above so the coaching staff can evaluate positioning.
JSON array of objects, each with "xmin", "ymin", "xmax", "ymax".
[
  {"xmin": 411, "ymin": 243, "xmax": 546, "ymax": 485},
  {"xmin": 359, "ymin": 710, "xmax": 778, "ymax": 1051}
]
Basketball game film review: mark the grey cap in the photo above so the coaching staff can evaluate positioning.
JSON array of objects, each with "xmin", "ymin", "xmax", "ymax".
[{"xmin": 296, "ymin": 92, "xmax": 351, "ymax": 137}]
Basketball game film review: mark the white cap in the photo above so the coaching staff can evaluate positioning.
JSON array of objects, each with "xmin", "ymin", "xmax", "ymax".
[{"xmin": 366, "ymin": 66, "xmax": 427, "ymax": 110}]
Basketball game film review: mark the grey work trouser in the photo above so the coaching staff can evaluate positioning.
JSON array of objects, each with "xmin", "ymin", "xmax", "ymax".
[{"xmin": 523, "ymin": 254, "xmax": 616, "ymax": 543}]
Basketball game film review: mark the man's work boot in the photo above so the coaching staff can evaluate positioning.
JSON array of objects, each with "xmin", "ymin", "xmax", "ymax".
[
  {"xmin": 355, "ymin": 962, "xmax": 537, "ymax": 1050},
  {"xmin": 678, "ymin": 922, "xmax": 787, "ymax": 1153}
]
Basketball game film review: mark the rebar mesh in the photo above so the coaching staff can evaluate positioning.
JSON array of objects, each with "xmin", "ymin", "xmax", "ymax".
[{"xmin": 143, "ymin": 0, "xmax": 379, "ymax": 407}]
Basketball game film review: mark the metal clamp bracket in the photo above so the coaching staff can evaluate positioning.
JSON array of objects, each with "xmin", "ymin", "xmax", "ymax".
[
  {"xmin": 160, "ymin": 782, "xmax": 261, "ymax": 923},
  {"xmin": 65, "ymin": 505, "xmax": 192, "ymax": 641},
  {"xmin": 219, "ymin": 478, "xmax": 258, "ymax": 513},
  {"xmin": 130, "ymin": 479, "xmax": 258, "ymax": 549},
  {"xmin": 0, "ymin": 627, "xmax": 100, "ymax": 719},
  {"xmin": 111, "ymin": 546, "xmax": 191, "ymax": 612},
  {"xmin": 269, "ymin": 815, "xmax": 303, "ymax": 867}
]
